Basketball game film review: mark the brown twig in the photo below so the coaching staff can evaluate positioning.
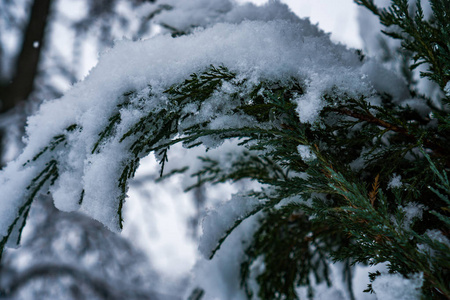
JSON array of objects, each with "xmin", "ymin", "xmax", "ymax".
[{"xmin": 369, "ymin": 174, "xmax": 380, "ymax": 206}]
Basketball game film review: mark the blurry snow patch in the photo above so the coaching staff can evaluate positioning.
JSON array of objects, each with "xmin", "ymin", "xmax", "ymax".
[
  {"xmin": 0, "ymin": 111, "xmax": 24, "ymax": 164},
  {"xmin": 297, "ymin": 262, "xmax": 366, "ymax": 300},
  {"xmin": 425, "ymin": 229, "xmax": 450, "ymax": 248},
  {"xmin": 0, "ymin": 161, "xmax": 38, "ymax": 237},
  {"xmin": 297, "ymin": 144, "xmax": 316, "ymax": 162},
  {"xmin": 399, "ymin": 98, "xmax": 431, "ymax": 119},
  {"xmin": 315, "ymin": 288, "xmax": 346, "ymax": 300},
  {"xmin": 189, "ymin": 210, "xmax": 259, "ymax": 300},
  {"xmin": 274, "ymin": 194, "xmax": 304, "ymax": 209},
  {"xmin": 445, "ymin": 81, "xmax": 450, "ymax": 97},
  {"xmin": 372, "ymin": 272, "xmax": 423, "ymax": 300},
  {"xmin": 151, "ymin": 0, "xmax": 302, "ymax": 33},
  {"xmin": 199, "ymin": 193, "xmax": 262, "ymax": 258},
  {"xmin": 417, "ymin": 229, "xmax": 450, "ymax": 258},
  {"xmin": 352, "ymin": 263, "xmax": 385, "ymax": 300},
  {"xmin": 399, "ymin": 202, "xmax": 425, "ymax": 230},
  {"xmin": 357, "ymin": 0, "xmax": 442, "ymax": 105},
  {"xmin": 387, "ymin": 174, "xmax": 402, "ymax": 189},
  {"xmin": 361, "ymin": 60, "xmax": 409, "ymax": 102},
  {"xmin": 123, "ymin": 155, "xmax": 197, "ymax": 279},
  {"xmin": 417, "ymin": 229, "xmax": 450, "ymax": 260},
  {"xmin": 414, "ymin": 65, "xmax": 444, "ymax": 106},
  {"xmin": 357, "ymin": 0, "xmax": 399, "ymax": 58}
]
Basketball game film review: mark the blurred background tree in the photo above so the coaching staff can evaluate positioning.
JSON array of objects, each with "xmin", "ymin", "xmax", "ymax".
[{"xmin": 0, "ymin": 1, "xmax": 187, "ymax": 299}]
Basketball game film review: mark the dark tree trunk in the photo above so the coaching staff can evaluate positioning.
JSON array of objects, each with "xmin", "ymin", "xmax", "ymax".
[{"xmin": 0, "ymin": 0, "xmax": 53, "ymax": 165}]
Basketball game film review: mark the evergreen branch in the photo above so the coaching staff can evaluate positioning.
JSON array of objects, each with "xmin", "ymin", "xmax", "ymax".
[
  {"xmin": 2, "ymin": 44, "xmax": 448, "ymax": 298},
  {"xmin": 23, "ymin": 124, "xmax": 78, "ymax": 166},
  {"xmin": 334, "ymin": 107, "xmax": 448, "ymax": 160},
  {"xmin": 0, "ymin": 160, "xmax": 58, "ymax": 261},
  {"xmin": 208, "ymin": 202, "xmax": 266, "ymax": 259},
  {"xmin": 355, "ymin": 0, "xmax": 450, "ymax": 88},
  {"xmin": 92, "ymin": 113, "xmax": 121, "ymax": 154}
]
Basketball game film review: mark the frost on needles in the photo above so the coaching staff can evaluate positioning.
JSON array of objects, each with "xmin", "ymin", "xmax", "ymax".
[{"xmin": 0, "ymin": 0, "xmax": 449, "ymax": 299}]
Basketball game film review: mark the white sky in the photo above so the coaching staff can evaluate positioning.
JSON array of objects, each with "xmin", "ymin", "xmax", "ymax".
[{"xmin": 238, "ymin": 0, "xmax": 363, "ymax": 48}]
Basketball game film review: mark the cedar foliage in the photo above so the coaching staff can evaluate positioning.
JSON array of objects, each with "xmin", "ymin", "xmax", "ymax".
[{"xmin": 0, "ymin": 1, "xmax": 449, "ymax": 299}]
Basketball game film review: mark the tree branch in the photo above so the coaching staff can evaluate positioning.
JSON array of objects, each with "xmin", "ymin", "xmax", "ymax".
[{"xmin": 335, "ymin": 108, "xmax": 448, "ymax": 161}]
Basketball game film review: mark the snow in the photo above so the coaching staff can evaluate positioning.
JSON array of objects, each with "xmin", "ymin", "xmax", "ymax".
[
  {"xmin": 151, "ymin": 0, "xmax": 301, "ymax": 34},
  {"xmin": 372, "ymin": 272, "xmax": 423, "ymax": 300},
  {"xmin": 399, "ymin": 202, "xmax": 425, "ymax": 230},
  {"xmin": 417, "ymin": 229, "xmax": 450, "ymax": 259},
  {"xmin": 424, "ymin": 229, "xmax": 450, "ymax": 247},
  {"xmin": 297, "ymin": 144, "xmax": 316, "ymax": 162},
  {"xmin": 357, "ymin": 0, "xmax": 398, "ymax": 59},
  {"xmin": 387, "ymin": 174, "xmax": 402, "ymax": 189},
  {"xmin": 445, "ymin": 81, "xmax": 450, "ymax": 97},
  {"xmin": 123, "ymin": 155, "xmax": 198, "ymax": 279},
  {"xmin": 199, "ymin": 193, "xmax": 262, "ymax": 258},
  {"xmin": 361, "ymin": 60, "xmax": 410, "ymax": 103},
  {"xmin": 190, "ymin": 210, "xmax": 259, "ymax": 300}
]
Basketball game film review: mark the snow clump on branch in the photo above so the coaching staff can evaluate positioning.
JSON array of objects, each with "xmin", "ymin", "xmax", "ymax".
[{"xmin": 0, "ymin": 0, "xmax": 395, "ymax": 251}]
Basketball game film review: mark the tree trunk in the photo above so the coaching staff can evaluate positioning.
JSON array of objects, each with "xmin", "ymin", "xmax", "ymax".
[{"xmin": 0, "ymin": 0, "xmax": 53, "ymax": 165}]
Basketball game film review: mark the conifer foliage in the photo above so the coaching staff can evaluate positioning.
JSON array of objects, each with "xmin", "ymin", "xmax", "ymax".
[{"xmin": 0, "ymin": 0, "xmax": 449, "ymax": 299}]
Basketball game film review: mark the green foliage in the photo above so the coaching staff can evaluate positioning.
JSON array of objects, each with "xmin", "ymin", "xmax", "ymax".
[
  {"xmin": 240, "ymin": 204, "xmax": 350, "ymax": 300},
  {"xmin": 0, "ymin": 160, "xmax": 59, "ymax": 259},
  {"xmin": 355, "ymin": 0, "xmax": 450, "ymax": 91},
  {"xmin": 0, "ymin": 123, "xmax": 79, "ymax": 259}
]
